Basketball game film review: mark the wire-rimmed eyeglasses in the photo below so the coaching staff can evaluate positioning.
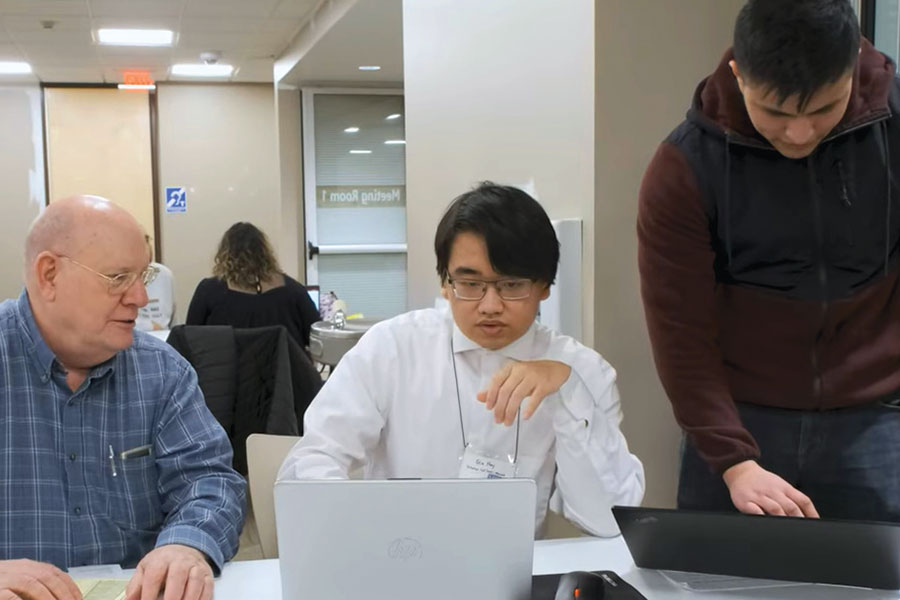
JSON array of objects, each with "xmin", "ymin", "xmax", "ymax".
[
  {"xmin": 447, "ymin": 277, "xmax": 534, "ymax": 301},
  {"xmin": 60, "ymin": 255, "xmax": 159, "ymax": 295}
]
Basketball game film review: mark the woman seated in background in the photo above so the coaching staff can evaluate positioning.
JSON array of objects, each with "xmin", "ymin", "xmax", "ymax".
[{"xmin": 186, "ymin": 222, "xmax": 320, "ymax": 347}]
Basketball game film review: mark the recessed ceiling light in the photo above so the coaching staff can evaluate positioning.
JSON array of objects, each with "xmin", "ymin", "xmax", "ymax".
[
  {"xmin": 97, "ymin": 28, "xmax": 174, "ymax": 47},
  {"xmin": 344, "ymin": 127, "xmax": 360, "ymax": 133},
  {"xmin": 349, "ymin": 150, "xmax": 372, "ymax": 154},
  {"xmin": 384, "ymin": 140, "xmax": 405, "ymax": 145},
  {"xmin": 386, "ymin": 113, "xmax": 402, "ymax": 120},
  {"xmin": 358, "ymin": 65, "xmax": 381, "ymax": 71},
  {"xmin": 0, "ymin": 61, "xmax": 31, "ymax": 74},
  {"xmin": 171, "ymin": 63, "xmax": 234, "ymax": 77},
  {"xmin": 118, "ymin": 84, "xmax": 156, "ymax": 90}
]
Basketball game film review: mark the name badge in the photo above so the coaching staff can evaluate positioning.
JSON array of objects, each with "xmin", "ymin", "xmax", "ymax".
[{"xmin": 458, "ymin": 444, "xmax": 517, "ymax": 479}]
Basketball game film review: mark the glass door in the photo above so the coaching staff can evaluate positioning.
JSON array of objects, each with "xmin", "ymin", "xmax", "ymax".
[{"xmin": 302, "ymin": 88, "xmax": 406, "ymax": 319}]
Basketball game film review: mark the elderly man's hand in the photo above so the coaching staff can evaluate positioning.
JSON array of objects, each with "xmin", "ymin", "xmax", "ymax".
[
  {"xmin": 125, "ymin": 545, "xmax": 213, "ymax": 600},
  {"xmin": 0, "ymin": 559, "xmax": 82, "ymax": 600},
  {"xmin": 477, "ymin": 360, "xmax": 572, "ymax": 426}
]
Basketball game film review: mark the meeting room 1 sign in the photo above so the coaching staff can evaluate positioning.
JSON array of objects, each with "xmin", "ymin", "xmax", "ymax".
[{"xmin": 316, "ymin": 186, "xmax": 406, "ymax": 208}]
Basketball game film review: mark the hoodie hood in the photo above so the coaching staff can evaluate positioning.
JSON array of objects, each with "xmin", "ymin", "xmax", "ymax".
[{"xmin": 689, "ymin": 38, "xmax": 895, "ymax": 146}]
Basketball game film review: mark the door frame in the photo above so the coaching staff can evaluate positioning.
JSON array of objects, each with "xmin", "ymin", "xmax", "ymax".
[{"xmin": 300, "ymin": 86, "xmax": 405, "ymax": 284}]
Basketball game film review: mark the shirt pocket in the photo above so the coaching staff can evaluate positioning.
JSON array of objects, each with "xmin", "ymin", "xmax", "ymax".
[{"xmin": 106, "ymin": 453, "xmax": 163, "ymax": 532}]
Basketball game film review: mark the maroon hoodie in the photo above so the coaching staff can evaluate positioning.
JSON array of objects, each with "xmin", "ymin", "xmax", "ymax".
[{"xmin": 638, "ymin": 40, "xmax": 900, "ymax": 473}]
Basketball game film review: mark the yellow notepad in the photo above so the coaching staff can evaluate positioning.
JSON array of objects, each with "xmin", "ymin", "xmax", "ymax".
[{"xmin": 75, "ymin": 579, "xmax": 128, "ymax": 600}]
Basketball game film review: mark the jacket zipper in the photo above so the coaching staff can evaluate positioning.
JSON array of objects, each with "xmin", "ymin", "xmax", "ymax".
[{"xmin": 808, "ymin": 157, "xmax": 828, "ymax": 405}]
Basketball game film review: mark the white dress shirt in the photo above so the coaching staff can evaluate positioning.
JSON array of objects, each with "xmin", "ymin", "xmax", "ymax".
[{"xmin": 278, "ymin": 308, "xmax": 645, "ymax": 536}]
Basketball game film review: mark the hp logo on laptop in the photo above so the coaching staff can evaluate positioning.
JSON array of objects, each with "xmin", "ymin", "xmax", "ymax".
[{"xmin": 387, "ymin": 537, "xmax": 423, "ymax": 561}]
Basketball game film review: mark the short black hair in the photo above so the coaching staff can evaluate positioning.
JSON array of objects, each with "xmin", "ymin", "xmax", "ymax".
[
  {"xmin": 434, "ymin": 182, "xmax": 559, "ymax": 285},
  {"xmin": 733, "ymin": 0, "xmax": 860, "ymax": 110}
]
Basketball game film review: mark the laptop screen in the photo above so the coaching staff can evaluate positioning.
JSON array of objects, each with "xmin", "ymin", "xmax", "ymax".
[{"xmin": 613, "ymin": 506, "xmax": 900, "ymax": 590}]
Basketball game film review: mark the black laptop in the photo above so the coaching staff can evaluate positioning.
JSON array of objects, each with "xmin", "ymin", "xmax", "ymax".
[{"xmin": 612, "ymin": 506, "xmax": 900, "ymax": 590}]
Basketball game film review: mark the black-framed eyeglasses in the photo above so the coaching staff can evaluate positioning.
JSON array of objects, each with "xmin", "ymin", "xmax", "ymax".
[
  {"xmin": 447, "ymin": 277, "xmax": 534, "ymax": 301},
  {"xmin": 60, "ymin": 255, "xmax": 159, "ymax": 295}
]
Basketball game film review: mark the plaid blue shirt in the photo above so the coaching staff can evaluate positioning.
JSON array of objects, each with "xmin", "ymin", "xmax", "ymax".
[{"xmin": 0, "ymin": 291, "xmax": 246, "ymax": 571}]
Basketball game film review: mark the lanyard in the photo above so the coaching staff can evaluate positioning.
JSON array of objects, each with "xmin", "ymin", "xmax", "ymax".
[{"xmin": 449, "ymin": 336, "xmax": 520, "ymax": 463}]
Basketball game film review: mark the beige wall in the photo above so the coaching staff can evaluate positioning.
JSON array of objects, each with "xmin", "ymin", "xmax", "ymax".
[
  {"xmin": 156, "ymin": 83, "xmax": 281, "ymax": 322},
  {"xmin": 276, "ymin": 84, "xmax": 304, "ymax": 282},
  {"xmin": 0, "ymin": 85, "xmax": 45, "ymax": 300},
  {"xmin": 402, "ymin": 0, "xmax": 596, "ymax": 346},
  {"xmin": 594, "ymin": 0, "xmax": 745, "ymax": 507},
  {"xmin": 44, "ymin": 87, "xmax": 154, "ymax": 237}
]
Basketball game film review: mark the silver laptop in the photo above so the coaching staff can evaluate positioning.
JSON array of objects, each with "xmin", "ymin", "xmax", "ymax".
[{"xmin": 274, "ymin": 478, "xmax": 537, "ymax": 600}]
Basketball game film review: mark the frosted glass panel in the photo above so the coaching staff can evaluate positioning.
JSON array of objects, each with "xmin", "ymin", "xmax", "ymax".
[
  {"xmin": 875, "ymin": 0, "xmax": 900, "ymax": 65},
  {"xmin": 314, "ymin": 94, "xmax": 406, "ymax": 246},
  {"xmin": 318, "ymin": 253, "xmax": 407, "ymax": 319},
  {"xmin": 314, "ymin": 94, "xmax": 405, "ymax": 185},
  {"xmin": 316, "ymin": 206, "xmax": 406, "ymax": 244}
]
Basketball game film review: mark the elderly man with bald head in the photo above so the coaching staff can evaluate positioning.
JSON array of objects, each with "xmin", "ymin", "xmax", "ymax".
[{"xmin": 0, "ymin": 196, "xmax": 246, "ymax": 600}]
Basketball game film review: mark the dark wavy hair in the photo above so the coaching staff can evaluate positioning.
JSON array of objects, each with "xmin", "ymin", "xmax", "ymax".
[{"xmin": 212, "ymin": 222, "xmax": 281, "ymax": 290}]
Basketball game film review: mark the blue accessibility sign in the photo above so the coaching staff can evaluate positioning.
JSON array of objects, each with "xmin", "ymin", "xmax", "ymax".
[{"xmin": 165, "ymin": 187, "xmax": 187, "ymax": 213}]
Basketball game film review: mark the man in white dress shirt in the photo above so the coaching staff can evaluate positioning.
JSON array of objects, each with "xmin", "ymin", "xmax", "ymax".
[{"xmin": 278, "ymin": 182, "xmax": 645, "ymax": 536}]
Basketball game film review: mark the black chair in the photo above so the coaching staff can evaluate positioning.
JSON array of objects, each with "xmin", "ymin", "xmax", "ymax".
[{"xmin": 166, "ymin": 324, "xmax": 322, "ymax": 476}]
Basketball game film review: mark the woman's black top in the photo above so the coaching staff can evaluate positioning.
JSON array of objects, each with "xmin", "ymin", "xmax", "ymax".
[{"xmin": 185, "ymin": 274, "xmax": 320, "ymax": 347}]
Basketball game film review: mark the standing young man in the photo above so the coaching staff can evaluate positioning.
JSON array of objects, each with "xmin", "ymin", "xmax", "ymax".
[
  {"xmin": 280, "ymin": 182, "xmax": 644, "ymax": 536},
  {"xmin": 639, "ymin": 0, "xmax": 900, "ymax": 521}
]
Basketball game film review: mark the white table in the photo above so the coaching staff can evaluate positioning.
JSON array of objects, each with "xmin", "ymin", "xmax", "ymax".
[{"xmin": 210, "ymin": 536, "xmax": 900, "ymax": 600}]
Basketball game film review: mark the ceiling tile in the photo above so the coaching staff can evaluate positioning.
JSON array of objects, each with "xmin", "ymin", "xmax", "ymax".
[
  {"xmin": 31, "ymin": 61, "xmax": 100, "ymax": 72},
  {"xmin": 231, "ymin": 58, "xmax": 273, "ymax": 82},
  {"xmin": 259, "ymin": 18, "xmax": 300, "ymax": 35},
  {"xmin": 97, "ymin": 53, "xmax": 172, "ymax": 68},
  {"xmin": 20, "ymin": 43, "xmax": 97, "ymax": 59},
  {"xmin": 179, "ymin": 16, "xmax": 266, "ymax": 33},
  {"xmin": 0, "ymin": 44, "xmax": 24, "ymax": 60},
  {"xmin": 95, "ymin": 44, "xmax": 171, "ymax": 57},
  {"xmin": 91, "ymin": 16, "xmax": 180, "ymax": 30},
  {"xmin": 16, "ymin": 52, "xmax": 98, "ymax": 71},
  {"xmin": 271, "ymin": 0, "xmax": 317, "ymax": 19},
  {"xmin": 169, "ymin": 48, "xmax": 236, "ymax": 64},
  {"xmin": 241, "ymin": 39, "xmax": 287, "ymax": 58},
  {"xmin": 183, "ymin": 0, "xmax": 280, "ymax": 18},
  {"xmin": 0, "ymin": 0, "xmax": 89, "ymax": 17},
  {"xmin": 1, "ymin": 15, "xmax": 91, "ymax": 32},
  {"xmin": 176, "ymin": 31, "xmax": 255, "ymax": 50},
  {"xmin": 2, "ymin": 0, "xmax": 397, "ymax": 85},
  {"xmin": 7, "ymin": 29, "xmax": 91, "ymax": 45},
  {"xmin": 89, "ymin": 0, "xmax": 184, "ymax": 19},
  {"xmin": 36, "ymin": 66, "xmax": 105, "ymax": 82}
]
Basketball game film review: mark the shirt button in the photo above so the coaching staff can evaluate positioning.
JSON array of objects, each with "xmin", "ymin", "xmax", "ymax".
[
  {"xmin": 73, "ymin": 507, "xmax": 82, "ymax": 515},
  {"xmin": 69, "ymin": 452, "xmax": 77, "ymax": 461}
]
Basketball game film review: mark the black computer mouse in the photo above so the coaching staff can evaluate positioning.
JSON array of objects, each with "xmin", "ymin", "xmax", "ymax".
[{"xmin": 554, "ymin": 571, "xmax": 606, "ymax": 600}]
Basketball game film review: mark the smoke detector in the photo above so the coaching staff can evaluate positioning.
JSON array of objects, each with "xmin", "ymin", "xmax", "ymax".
[{"xmin": 199, "ymin": 51, "xmax": 222, "ymax": 65}]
